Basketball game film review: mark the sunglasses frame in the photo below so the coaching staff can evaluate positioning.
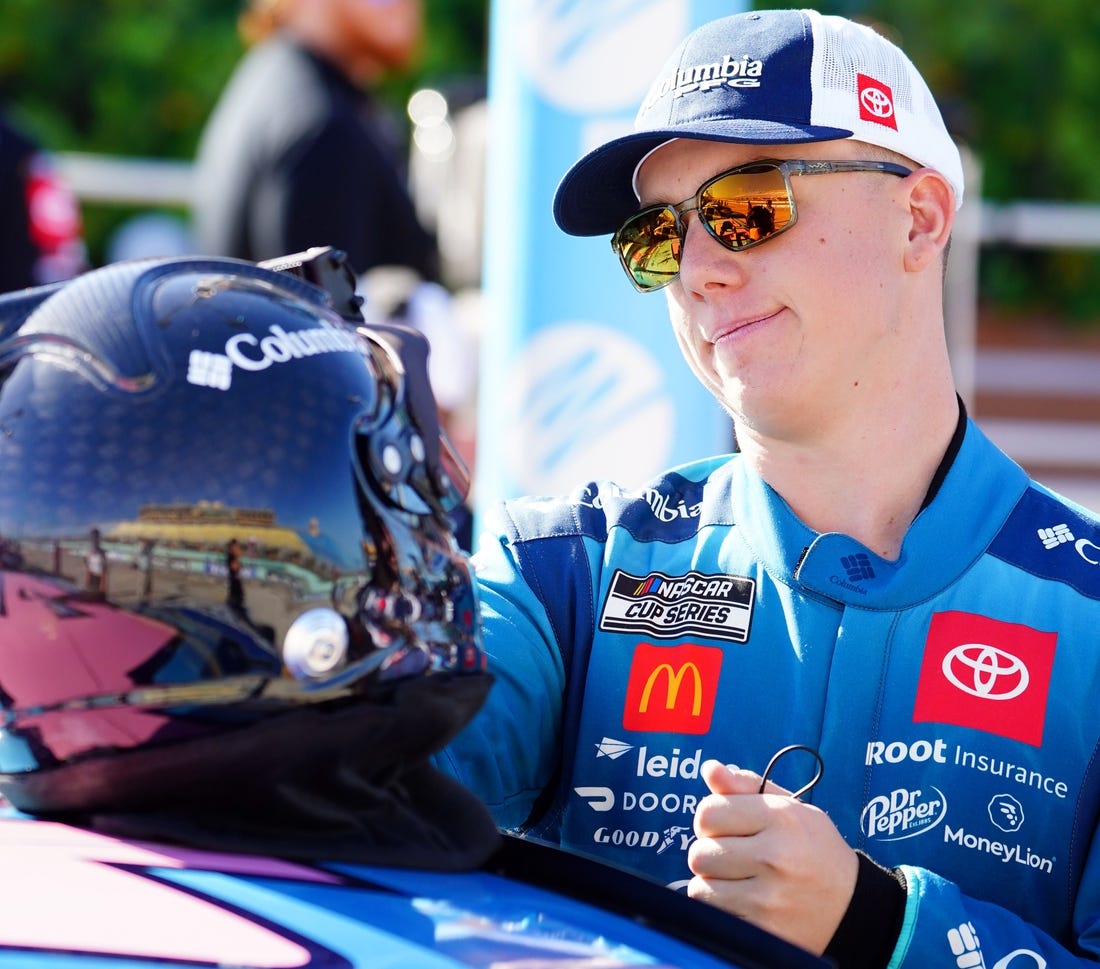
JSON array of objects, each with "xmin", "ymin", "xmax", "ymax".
[{"xmin": 612, "ymin": 158, "xmax": 914, "ymax": 292}]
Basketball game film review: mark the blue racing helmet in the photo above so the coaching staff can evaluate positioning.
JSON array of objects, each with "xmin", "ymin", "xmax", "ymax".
[{"xmin": 0, "ymin": 251, "xmax": 485, "ymax": 817}]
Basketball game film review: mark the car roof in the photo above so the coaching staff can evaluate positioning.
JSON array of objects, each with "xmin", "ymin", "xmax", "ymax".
[{"xmin": 0, "ymin": 814, "xmax": 824, "ymax": 968}]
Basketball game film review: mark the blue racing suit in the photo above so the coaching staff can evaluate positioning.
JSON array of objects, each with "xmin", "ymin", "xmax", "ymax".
[{"xmin": 438, "ymin": 417, "xmax": 1100, "ymax": 967}]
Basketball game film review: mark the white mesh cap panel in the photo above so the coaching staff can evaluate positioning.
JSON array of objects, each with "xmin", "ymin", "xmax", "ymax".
[{"xmin": 805, "ymin": 9, "xmax": 964, "ymax": 207}]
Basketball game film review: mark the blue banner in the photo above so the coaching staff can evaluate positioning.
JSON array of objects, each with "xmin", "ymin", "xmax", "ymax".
[{"xmin": 475, "ymin": 0, "xmax": 747, "ymax": 524}]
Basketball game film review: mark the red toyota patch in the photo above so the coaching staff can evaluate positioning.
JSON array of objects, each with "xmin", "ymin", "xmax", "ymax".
[
  {"xmin": 912, "ymin": 611, "xmax": 1056, "ymax": 746},
  {"xmin": 857, "ymin": 73, "xmax": 898, "ymax": 131}
]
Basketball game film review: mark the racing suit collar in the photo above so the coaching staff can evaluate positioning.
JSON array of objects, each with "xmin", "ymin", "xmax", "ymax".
[{"xmin": 729, "ymin": 417, "xmax": 1030, "ymax": 609}]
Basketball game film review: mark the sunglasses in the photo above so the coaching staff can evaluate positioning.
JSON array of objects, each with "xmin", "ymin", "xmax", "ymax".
[{"xmin": 612, "ymin": 158, "xmax": 913, "ymax": 292}]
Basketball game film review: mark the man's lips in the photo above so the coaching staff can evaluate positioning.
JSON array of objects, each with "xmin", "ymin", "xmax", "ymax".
[{"xmin": 710, "ymin": 309, "xmax": 783, "ymax": 343}]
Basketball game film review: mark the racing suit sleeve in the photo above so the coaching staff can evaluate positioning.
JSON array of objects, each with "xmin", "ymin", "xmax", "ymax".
[
  {"xmin": 433, "ymin": 524, "xmax": 566, "ymax": 831},
  {"xmin": 887, "ymin": 861, "xmax": 1100, "ymax": 968},
  {"xmin": 825, "ymin": 852, "xmax": 907, "ymax": 969}
]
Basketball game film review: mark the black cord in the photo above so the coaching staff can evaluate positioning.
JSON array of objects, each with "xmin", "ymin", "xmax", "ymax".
[{"xmin": 758, "ymin": 744, "xmax": 824, "ymax": 798}]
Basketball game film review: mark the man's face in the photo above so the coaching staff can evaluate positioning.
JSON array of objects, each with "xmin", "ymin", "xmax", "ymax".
[
  {"xmin": 335, "ymin": 0, "xmax": 423, "ymax": 74},
  {"xmin": 634, "ymin": 138, "xmax": 917, "ymax": 443}
]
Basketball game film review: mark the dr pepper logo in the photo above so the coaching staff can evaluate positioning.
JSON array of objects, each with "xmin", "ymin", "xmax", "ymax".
[
  {"xmin": 622, "ymin": 643, "xmax": 722, "ymax": 734},
  {"xmin": 913, "ymin": 611, "xmax": 1056, "ymax": 746}
]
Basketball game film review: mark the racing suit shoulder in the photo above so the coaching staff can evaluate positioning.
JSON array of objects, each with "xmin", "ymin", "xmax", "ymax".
[
  {"xmin": 494, "ymin": 453, "xmax": 738, "ymax": 547},
  {"xmin": 987, "ymin": 482, "xmax": 1100, "ymax": 601}
]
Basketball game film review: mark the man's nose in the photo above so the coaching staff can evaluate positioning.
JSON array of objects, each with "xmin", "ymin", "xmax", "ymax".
[{"xmin": 676, "ymin": 216, "xmax": 749, "ymax": 293}]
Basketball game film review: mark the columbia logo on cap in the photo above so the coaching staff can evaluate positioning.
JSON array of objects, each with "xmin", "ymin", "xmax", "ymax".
[{"xmin": 641, "ymin": 54, "xmax": 764, "ymax": 112}]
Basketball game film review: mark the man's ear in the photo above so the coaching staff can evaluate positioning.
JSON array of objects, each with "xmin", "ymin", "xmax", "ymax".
[{"xmin": 903, "ymin": 169, "xmax": 955, "ymax": 273}]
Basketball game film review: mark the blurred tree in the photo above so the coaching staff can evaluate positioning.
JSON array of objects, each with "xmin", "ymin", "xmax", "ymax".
[
  {"xmin": 0, "ymin": 0, "xmax": 245, "ymax": 261},
  {"xmin": 0, "ymin": 0, "xmax": 241, "ymax": 156},
  {"xmin": 0, "ymin": 0, "xmax": 1096, "ymax": 322},
  {"xmin": 0, "ymin": 0, "xmax": 487, "ymax": 264}
]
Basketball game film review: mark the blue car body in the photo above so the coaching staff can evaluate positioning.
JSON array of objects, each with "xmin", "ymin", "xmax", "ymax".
[{"xmin": 0, "ymin": 813, "xmax": 825, "ymax": 969}]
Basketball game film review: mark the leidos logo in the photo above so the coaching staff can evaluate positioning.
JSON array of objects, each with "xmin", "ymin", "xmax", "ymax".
[
  {"xmin": 622, "ymin": 643, "xmax": 722, "ymax": 734},
  {"xmin": 913, "ymin": 612, "xmax": 1056, "ymax": 746}
]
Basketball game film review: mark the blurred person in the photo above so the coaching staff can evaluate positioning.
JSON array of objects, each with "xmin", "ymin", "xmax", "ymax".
[
  {"xmin": 226, "ymin": 537, "xmax": 245, "ymax": 613},
  {"xmin": 0, "ymin": 105, "xmax": 85, "ymax": 293},
  {"xmin": 192, "ymin": 0, "xmax": 437, "ymax": 283},
  {"xmin": 436, "ymin": 8, "xmax": 1100, "ymax": 969},
  {"xmin": 193, "ymin": 0, "xmax": 479, "ymax": 542},
  {"xmin": 84, "ymin": 528, "xmax": 107, "ymax": 599},
  {"xmin": 138, "ymin": 537, "xmax": 155, "ymax": 598}
]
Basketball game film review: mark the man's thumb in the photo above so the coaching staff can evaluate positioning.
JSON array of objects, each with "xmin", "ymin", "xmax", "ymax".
[{"xmin": 700, "ymin": 758, "xmax": 763, "ymax": 795}]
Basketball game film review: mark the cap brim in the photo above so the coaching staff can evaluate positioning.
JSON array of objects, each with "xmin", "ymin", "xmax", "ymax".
[{"xmin": 552, "ymin": 119, "xmax": 854, "ymax": 237}]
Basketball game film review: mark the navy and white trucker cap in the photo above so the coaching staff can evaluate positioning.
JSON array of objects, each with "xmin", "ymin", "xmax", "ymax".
[{"xmin": 553, "ymin": 8, "xmax": 965, "ymax": 237}]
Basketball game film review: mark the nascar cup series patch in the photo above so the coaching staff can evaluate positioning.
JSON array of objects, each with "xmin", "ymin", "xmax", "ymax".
[{"xmin": 598, "ymin": 570, "xmax": 755, "ymax": 642}]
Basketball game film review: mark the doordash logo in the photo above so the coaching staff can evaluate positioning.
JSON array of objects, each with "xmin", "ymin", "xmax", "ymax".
[
  {"xmin": 622, "ymin": 643, "xmax": 722, "ymax": 734},
  {"xmin": 913, "ymin": 612, "xmax": 1056, "ymax": 746}
]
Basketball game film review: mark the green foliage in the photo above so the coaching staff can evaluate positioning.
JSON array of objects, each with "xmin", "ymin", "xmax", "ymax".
[
  {"xmin": 1, "ymin": 0, "xmax": 1097, "ymax": 320},
  {"xmin": 0, "ymin": 0, "xmax": 243, "ymax": 157},
  {"xmin": 0, "ymin": 0, "xmax": 488, "ymax": 264}
]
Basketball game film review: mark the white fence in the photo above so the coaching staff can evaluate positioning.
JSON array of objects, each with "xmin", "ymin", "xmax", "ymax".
[{"xmin": 56, "ymin": 152, "xmax": 195, "ymax": 207}]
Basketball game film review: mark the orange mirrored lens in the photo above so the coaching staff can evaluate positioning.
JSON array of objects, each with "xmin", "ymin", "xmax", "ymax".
[
  {"xmin": 699, "ymin": 167, "xmax": 793, "ymax": 249},
  {"xmin": 617, "ymin": 206, "xmax": 681, "ymax": 291},
  {"xmin": 615, "ymin": 164, "xmax": 794, "ymax": 291}
]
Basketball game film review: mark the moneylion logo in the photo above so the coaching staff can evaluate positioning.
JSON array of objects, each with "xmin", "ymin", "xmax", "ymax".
[
  {"xmin": 641, "ymin": 53, "xmax": 764, "ymax": 111},
  {"xmin": 188, "ymin": 323, "xmax": 361, "ymax": 390},
  {"xmin": 989, "ymin": 793, "xmax": 1025, "ymax": 833}
]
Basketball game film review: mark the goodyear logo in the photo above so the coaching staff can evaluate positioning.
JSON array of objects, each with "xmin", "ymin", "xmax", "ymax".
[{"xmin": 599, "ymin": 569, "xmax": 754, "ymax": 642}]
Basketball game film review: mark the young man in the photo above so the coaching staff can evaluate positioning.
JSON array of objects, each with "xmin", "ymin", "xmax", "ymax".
[{"xmin": 437, "ymin": 9, "xmax": 1100, "ymax": 968}]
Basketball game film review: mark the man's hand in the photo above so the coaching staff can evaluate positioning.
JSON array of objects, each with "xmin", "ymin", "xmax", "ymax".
[{"xmin": 687, "ymin": 759, "xmax": 858, "ymax": 955}]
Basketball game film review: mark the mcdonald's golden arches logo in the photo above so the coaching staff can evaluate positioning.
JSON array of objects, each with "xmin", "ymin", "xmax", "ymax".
[{"xmin": 622, "ymin": 643, "xmax": 723, "ymax": 734}]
